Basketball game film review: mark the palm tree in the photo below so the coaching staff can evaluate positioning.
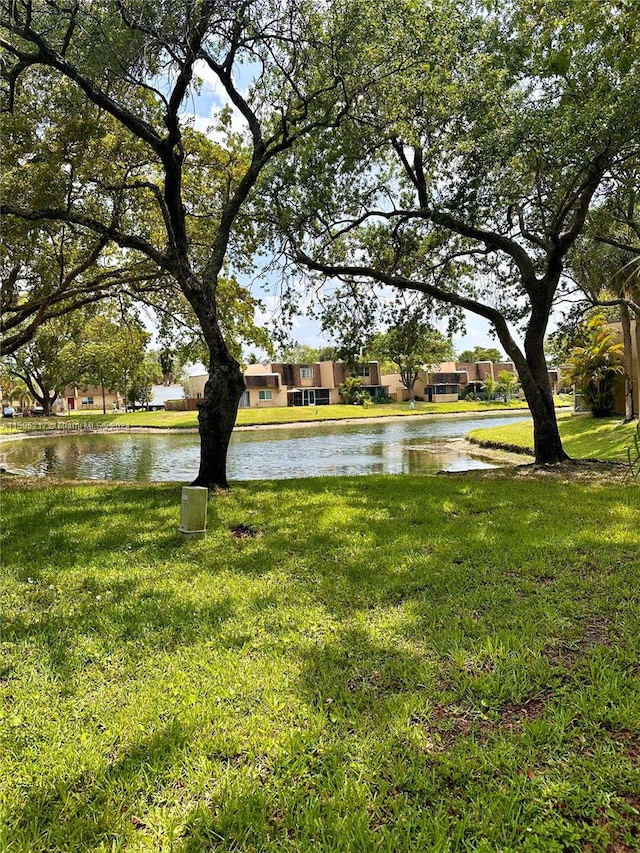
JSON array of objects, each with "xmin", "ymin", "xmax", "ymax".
[
  {"xmin": 565, "ymin": 316, "xmax": 625, "ymax": 417},
  {"xmin": 482, "ymin": 376, "xmax": 498, "ymax": 402},
  {"xmin": 496, "ymin": 370, "xmax": 520, "ymax": 403}
]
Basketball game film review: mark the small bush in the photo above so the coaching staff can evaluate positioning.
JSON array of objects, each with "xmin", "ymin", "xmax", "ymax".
[{"xmin": 339, "ymin": 376, "xmax": 372, "ymax": 406}]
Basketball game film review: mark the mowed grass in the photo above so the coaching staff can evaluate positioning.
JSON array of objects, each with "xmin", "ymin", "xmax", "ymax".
[
  {"xmin": 1, "ymin": 399, "xmax": 552, "ymax": 434},
  {"xmin": 468, "ymin": 412, "xmax": 639, "ymax": 462},
  {"xmin": 1, "ymin": 474, "xmax": 639, "ymax": 852}
]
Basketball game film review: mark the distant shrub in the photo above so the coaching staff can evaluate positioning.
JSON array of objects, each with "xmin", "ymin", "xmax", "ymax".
[
  {"xmin": 339, "ymin": 376, "xmax": 372, "ymax": 406},
  {"xmin": 165, "ymin": 399, "xmax": 188, "ymax": 411},
  {"xmin": 565, "ymin": 316, "xmax": 624, "ymax": 417}
]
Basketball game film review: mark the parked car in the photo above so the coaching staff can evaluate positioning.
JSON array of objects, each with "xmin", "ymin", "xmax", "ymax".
[
  {"xmin": 2, "ymin": 406, "xmax": 15, "ymax": 418},
  {"xmin": 29, "ymin": 406, "xmax": 45, "ymax": 416}
]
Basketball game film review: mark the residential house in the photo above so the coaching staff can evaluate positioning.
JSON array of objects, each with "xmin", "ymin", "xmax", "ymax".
[
  {"xmin": 188, "ymin": 361, "xmax": 387, "ymax": 408},
  {"xmin": 56, "ymin": 384, "xmax": 124, "ymax": 413},
  {"xmin": 611, "ymin": 318, "xmax": 639, "ymax": 417},
  {"xmin": 382, "ymin": 360, "xmax": 561, "ymax": 402},
  {"xmin": 56, "ymin": 382, "xmax": 186, "ymax": 412}
]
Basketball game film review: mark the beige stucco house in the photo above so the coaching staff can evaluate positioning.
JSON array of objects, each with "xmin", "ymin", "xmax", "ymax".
[
  {"xmin": 383, "ymin": 360, "xmax": 561, "ymax": 403},
  {"xmin": 383, "ymin": 361, "xmax": 517, "ymax": 402},
  {"xmin": 611, "ymin": 317, "xmax": 639, "ymax": 417},
  {"xmin": 188, "ymin": 361, "xmax": 386, "ymax": 408},
  {"xmin": 56, "ymin": 385, "xmax": 124, "ymax": 413}
]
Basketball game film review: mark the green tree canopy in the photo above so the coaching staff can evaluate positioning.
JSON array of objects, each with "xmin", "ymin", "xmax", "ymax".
[
  {"xmin": 0, "ymin": 72, "xmax": 168, "ymax": 356},
  {"xmin": 1, "ymin": 0, "xmax": 395, "ymax": 486},
  {"xmin": 457, "ymin": 347, "xmax": 504, "ymax": 364},
  {"xmin": 370, "ymin": 315, "xmax": 454, "ymax": 400},
  {"xmin": 128, "ymin": 351, "xmax": 164, "ymax": 411},
  {"xmin": 270, "ymin": 0, "xmax": 640, "ymax": 464},
  {"xmin": 277, "ymin": 342, "xmax": 321, "ymax": 364},
  {"xmin": 69, "ymin": 310, "xmax": 150, "ymax": 413},
  {"xmin": 3, "ymin": 314, "xmax": 84, "ymax": 414}
]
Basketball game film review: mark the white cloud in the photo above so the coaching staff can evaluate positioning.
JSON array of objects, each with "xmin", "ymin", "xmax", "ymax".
[
  {"xmin": 192, "ymin": 59, "xmax": 236, "ymax": 103},
  {"xmin": 185, "ymin": 60, "xmax": 250, "ymax": 142}
]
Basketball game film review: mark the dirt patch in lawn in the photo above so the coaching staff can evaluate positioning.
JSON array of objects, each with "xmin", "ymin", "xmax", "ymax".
[
  {"xmin": 417, "ymin": 692, "xmax": 553, "ymax": 751},
  {"xmin": 464, "ymin": 458, "xmax": 632, "ymax": 485}
]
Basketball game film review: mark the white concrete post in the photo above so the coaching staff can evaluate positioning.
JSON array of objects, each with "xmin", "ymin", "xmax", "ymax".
[{"xmin": 179, "ymin": 486, "xmax": 208, "ymax": 539}]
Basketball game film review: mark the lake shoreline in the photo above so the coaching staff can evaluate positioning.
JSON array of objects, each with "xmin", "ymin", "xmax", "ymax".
[
  {"xmin": 0, "ymin": 410, "xmax": 534, "ymax": 480},
  {"xmin": 0, "ymin": 406, "xmax": 538, "ymax": 443}
]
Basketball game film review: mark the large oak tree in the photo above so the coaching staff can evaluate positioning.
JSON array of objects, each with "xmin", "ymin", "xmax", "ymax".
[
  {"xmin": 1, "ymin": 0, "xmax": 399, "ymax": 487},
  {"xmin": 272, "ymin": 0, "xmax": 639, "ymax": 464}
]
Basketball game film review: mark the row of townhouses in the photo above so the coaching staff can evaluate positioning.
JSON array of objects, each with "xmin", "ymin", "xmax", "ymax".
[
  {"xmin": 189, "ymin": 361, "xmax": 386, "ymax": 408},
  {"xmin": 9, "ymin": 316, "xmax": 637, "ymax": 415},
  {"xmin": 187, "ymin": 359, "xmax": 561, "ymax": 408},
  {"xmin": 4, "ymin": 358, "xmax": 560, "ymax": 415}
]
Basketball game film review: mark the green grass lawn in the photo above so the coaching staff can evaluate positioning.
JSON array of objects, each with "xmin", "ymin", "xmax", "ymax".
[
  {"xmin": 1, "ymin": 474, "xmax": 639, "ymax": 852},
  {"xmin": 468, "ymin": 413, "xmax": 639, "ymax": 462},
  {"xmin": 0, "ymin": 398, "xmax": 567, "ymax": 435}
]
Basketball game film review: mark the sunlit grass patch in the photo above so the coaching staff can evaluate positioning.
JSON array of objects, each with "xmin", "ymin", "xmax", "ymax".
[
  {"xmin": 1, "ymin": 474, "xmax": 639, "ymax": 851},
  {"xmin": 468, "ymin": 412, "xmax": 638, "ymax": 461}
]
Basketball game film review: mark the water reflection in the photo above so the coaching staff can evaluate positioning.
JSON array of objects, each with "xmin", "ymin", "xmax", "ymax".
[{"xmin": 1, "ymin": 413, "xmax": 529, "ymax": 481}]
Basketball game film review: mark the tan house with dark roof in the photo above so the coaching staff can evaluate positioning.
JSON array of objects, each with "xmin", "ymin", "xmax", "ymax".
[
  {"xmin": 188, "ymin": 361, "xmax": 386, "ymax": 408},
  {"xmin": 383, "ymin": 360, "xmax": 561, "ymax": 402}
]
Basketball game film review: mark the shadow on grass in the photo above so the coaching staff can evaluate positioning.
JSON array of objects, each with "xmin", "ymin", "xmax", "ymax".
[
  {"xmin": 1, "ymin": 474, "xmax": 639, "ymax": 850},
  {"xmin": 3, "ymin": 720, "xmax": 193, "ymax": 851},
  {"xmin": 1, "ymin": 578, "xmax": 236, "ymax": 685},
  {"xmin": 294, "ymin": 622, "xmax": 439, "ymax": 718},
  {"xmin": 1, "ymin": 482, "xmax": 187, "ymax": 570}
]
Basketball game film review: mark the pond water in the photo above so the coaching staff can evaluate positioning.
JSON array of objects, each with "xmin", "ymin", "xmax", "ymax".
[{"xmin": 0, "ymin": 413, "xmax": 530, "ymax": 482}]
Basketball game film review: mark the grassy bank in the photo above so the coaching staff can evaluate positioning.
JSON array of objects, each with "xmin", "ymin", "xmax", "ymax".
[
  {"xmin": 468, "ymin": 413, "xmax": 639, "ymax": 462},
  {"xmin": 0, "ymin": 398, "xmax": 572, "ymax": 435},
  {"xmin": 1, "ymin": 474, "xmax": 639, "ymax": 851}
]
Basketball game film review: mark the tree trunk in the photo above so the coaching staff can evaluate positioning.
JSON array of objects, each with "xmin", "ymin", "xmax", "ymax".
[
  {"xmin": 520, "ymin": 348, "xmax": 568, "ymax": 465},
  {"xmin": 495, "ymin": 312, "xmax": 569, "ymax": 465},
  {"xmin": 100, "ymin": 376, "xmax": 106, "ymax": 415},
  {"xmin": 526, "ymin": 381, "xmax": 568, "ymax": 463},
  {"xmin": 401, "ymin": 369, "xmax": 417, "ymax": 402},
  {"xmin": 40, "ymin": 390, "xmax": 57, "ymax": 416},
  {"xmin": 21, "ymin": 371, "xmax": 54, "ymax": 416},
  {"xmin": 190, "ymin": 324, "xmax": 245, "ymax": 489},
  {"xmin": 620, "ymin": 302, "xmax": 635, "ymax": 421}
]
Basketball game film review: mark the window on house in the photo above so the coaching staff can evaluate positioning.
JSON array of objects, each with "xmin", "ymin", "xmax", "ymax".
[
  {"xmin": 81, "ymin": 397, "xmax": 93, "ymax": 405},
  {"xmin": 357, "ymin": 365, "xmax": 370, "ymax": 377},
  {"xmin": 259, "ymin": 389, "xmax": 272, "ymax": 400},
  {"xmin": 300, "ymin": 367, "xmax": 313, "ymax": 379}
]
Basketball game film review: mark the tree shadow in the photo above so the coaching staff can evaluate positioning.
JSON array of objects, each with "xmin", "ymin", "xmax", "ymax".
[
  {"xmin": 1, "ymin": 473, "xmax": 638, "ymax": 850},
  {"xmin": 5, "ymin": 721, "xmax": 194, "ymax": 851}
]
